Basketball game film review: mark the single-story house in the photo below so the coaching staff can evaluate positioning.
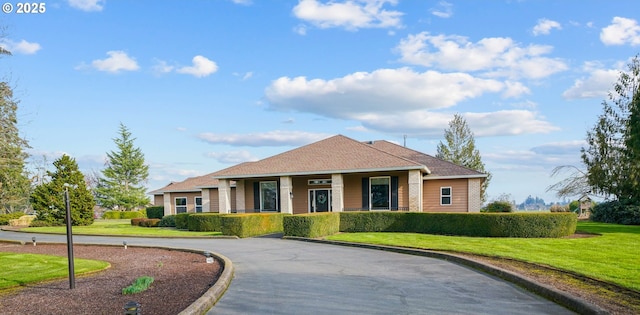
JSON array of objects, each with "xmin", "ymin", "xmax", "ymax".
[{"xmin": 150, "ymin": 135, "xmax": 487, "ymax": 216}]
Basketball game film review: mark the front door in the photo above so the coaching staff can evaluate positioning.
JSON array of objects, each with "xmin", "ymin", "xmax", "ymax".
[{"xmin": 309, "ymin": 189, "xmax": 331, "ymax": 213}]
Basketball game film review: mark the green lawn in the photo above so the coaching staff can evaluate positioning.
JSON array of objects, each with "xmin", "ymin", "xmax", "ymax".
[
  {"xmin": 0, "ymin": 252, "xmax": 109, "ymax": 290},
  {"xmin": 22, "ymin": 219, "xmax": 222, "ymax": 237},
  {"xmin": 326, "ymin": 221, "xmax": 640, "ymax": 291}
]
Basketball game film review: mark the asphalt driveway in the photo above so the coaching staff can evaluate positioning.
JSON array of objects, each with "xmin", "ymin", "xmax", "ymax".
[{"xmin": 0, "ymin": 231, "xmax": 575, "ymax": 315}]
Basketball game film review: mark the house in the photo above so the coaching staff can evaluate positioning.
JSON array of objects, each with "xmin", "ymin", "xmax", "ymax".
[{"xmin": 150, "ymin": 135, "xmax": 487, "ymax": 216}]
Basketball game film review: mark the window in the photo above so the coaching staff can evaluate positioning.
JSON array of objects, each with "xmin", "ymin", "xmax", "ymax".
[
  {"xmin": 370, "ymin": 176, "xmax": 390, "ymax": 210},
  {"xmin": 195, "ymin": 197, "xmax": 203, "ymax": 213},
  {"xmin": 175, "ymin": 197, "xmax": 187, "ymax": 213},
  {"xmin": 260, "ymin": 181, "xmax": 278, "ymax": 211},
  {"xmin": 441, "ymin": 187, "xmax": 452, "ymax": 205},
  {"xmin": 308, "ymin": 179, "xmax": 332, "ymax": 185}
]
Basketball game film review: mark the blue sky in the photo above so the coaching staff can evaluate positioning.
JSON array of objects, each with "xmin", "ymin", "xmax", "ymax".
[{"xmin": 2, "ymin": 0, "xmax": 639, "ymax": 204}]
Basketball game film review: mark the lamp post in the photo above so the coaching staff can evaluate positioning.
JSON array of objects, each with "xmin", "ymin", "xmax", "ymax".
[{"xmin": 64, "ymin": 184, "xmax": 75, "ymax": 289}]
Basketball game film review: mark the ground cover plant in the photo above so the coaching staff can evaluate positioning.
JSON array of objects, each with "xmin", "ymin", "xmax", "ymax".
[
  {"xmin": 0, "ymin": 252, "xmax": 109, "ymax": 289},
  {"xmin": 122, "ymin": 276, "xmax": 154, "ymax": 295},
  {"xmin": 326, "ymin": 221, "xmax": 640, "ymax": 292},
  {"xmin": 22, "ymin": 219, "xmax": 221, "ymax": 237}
]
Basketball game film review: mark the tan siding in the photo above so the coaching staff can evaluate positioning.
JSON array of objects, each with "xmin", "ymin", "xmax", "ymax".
[
  {"xmin": 343, "ymin": 172, "xmax": 410, "ymax": 210},
  {"xmin": 423, "ymin": 179, "xmax": 469, "ymax": 212},
  {"xmin": 210, "ymin": 189, "xmax": 220, "ymax": 213},
  {"xmin": 153, "ymin": 195, "xmax": 164, "ymax": 207},
  {"xmin": 167, "ymin": 192, "xmax": 202, "ymax": 214},
  {"xmin": 245, "ymin": 180, "xmax": 255, "ymax": 211}
]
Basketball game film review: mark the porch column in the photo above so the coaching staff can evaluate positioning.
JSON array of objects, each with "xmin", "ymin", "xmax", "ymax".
[
  {"xmin": 202, "ymin": 188, "xmax": 211, "ymax": 213},
  {"xmin": 280, "ymin": 176, "xmax": 293, "ymax": 214},
  {"xmin": 163, "ymin": 192, "xmax": 172, "ymax": 215},
  {"xmin": 408, "ymin": 170, "xmax": 423, "ymax": 212},
  {"xmin": 331, "ymin": 174, "xmax": 344, "ymax": 212},
  {"xmin": 235, "ymin": 180, "xmax": 245, "ymax": 212},
  {"xmin": 467, "ymin": 178, "xmax": 482, "ymax": 212},
  {"xmin": 218, "ymin": 179, "xmax": 231, "ymax": 214}
]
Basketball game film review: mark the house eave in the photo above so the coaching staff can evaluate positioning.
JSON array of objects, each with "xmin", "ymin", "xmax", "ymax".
[
  {"xmin": 423, "ymin": 174, "xmax": 488, "ymax": 180},
  {"xmin": 213, "ymin": 166, "xmax": 429, "ymax": 180}
]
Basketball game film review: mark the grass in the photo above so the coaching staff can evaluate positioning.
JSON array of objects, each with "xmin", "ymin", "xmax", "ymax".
[
  {"xmin": 122, "ymin": 276, "xmax": 154, "ymax": 295},
  {"xmin": 0, "ymin": 252, "xmax": 109, "ymax": 290},
  {"xmin": 326, "ymin": 221, "xmax": 640, "ymax": 292},
  {"xmin": 22, "ymin": 219, "xmax": 222, "ymax": 237}
]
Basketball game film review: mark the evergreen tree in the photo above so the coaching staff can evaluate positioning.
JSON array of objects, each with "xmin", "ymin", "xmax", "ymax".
[
  {"xmin": 582, "ymin": 56, "xmax": 640, "ymax": 202},
  {"xmin": 95, "ymin": 123, "xmax": 150, "ymax": 210},
  {"xmin": 31, "ymin": 155, "xmax": 95, "ymax": 226},
  {"xmin": 0, "ymin": 81, "xmax": 31, "ymax": 214},
  {"xmin": 436, "ymin": 114, "xmax": 491, "ymax": 202}
]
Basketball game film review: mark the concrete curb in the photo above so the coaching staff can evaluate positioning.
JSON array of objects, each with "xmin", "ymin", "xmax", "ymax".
[
  {"xmin": 0, "ymin": 226, "xmax": 239, "ymax": 239},
  {"xmin": 0, "ymin": 240, "xmax": 234, "ymax": 315},
  {"xmin": 284, "ymin": 236, "xmax": 609, "ymax": 315}
]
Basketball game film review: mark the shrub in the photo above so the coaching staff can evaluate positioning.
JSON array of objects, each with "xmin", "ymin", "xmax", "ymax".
[
  {"xmin": 131, "ymin": 218, "xmax": 146, "ymax": 226},
  {"xmin": 591, "ymin": 201, "xmax": 640, "ymax": 225},
  {"xmin": 29, "ymin": 220, "xmax": 57, "ymax": 227},
  {"xmin": 284, "ymin": 213, "xmax": 340, "ymax": 238},
  {"xmin": 549, "ymin": 204, "xmax": 569, "ymax": 212},
  {"xmin": 175, "ymin": 213, "xmax": 191, "ymax": 230},
  {"xmin": 483, "ymin": 201, "xmax": 514, "ymax": 213},
  {"xmin": 103, "ymin": 210, "xmax": 145, "ymax": 220},
  {"xmin": 339, "ymin": 212, "xmax": 405, "ymax": 232},
  {"xmin": 159, "ymin": 215, "xmax": 176, "ymax": 227},
  {"xmin": 0, "ymin": 212, "xmax": 25, "ymax": 225},
  {"xmin": 122, "ymin": 276, "xmax": 154, "ymax": 295},
  {"xmin": 220, "ymin": 213, "xmax": 285, "ymax": 238},
  {"xmin": 139, "ymin": 218, "xmax": 160, "ymax": 227},
  {"xmin": 146, "ymin": 206, "xmax": 164, "ymax": 219},
  {"xmin": 188, "ymin": 213, "xmax": 222, "ymax": 231}
]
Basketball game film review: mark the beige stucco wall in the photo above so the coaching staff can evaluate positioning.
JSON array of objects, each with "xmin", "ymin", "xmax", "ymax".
[
  {"xmin": 164, "ymin": 192, "xmax": 202, "ymax": 214},
  {"xmin": 423, "ymin": 179, "xmax": 469, "ymax": 212}
]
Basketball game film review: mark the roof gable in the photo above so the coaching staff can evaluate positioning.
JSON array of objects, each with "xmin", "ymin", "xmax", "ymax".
[{"xmin": 149, "ymin": 172, "xmax": 221, "ymax": 194}]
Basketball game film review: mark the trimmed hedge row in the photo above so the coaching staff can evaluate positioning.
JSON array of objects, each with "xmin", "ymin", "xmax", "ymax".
[
  {"xmin": 221, "ymin": 213, "xmax": 285, "ymax": 238},
  {"xmin": 188, "ymin": 213, "xmax": 222, "ymax": 232},
  {"xmin": 131, "ymin": 218, "xmax": 161, "ymax": 227},
  {"xmin": 0, "ymin": 212, "xmax": 25, "ymax": 225},
  {"xmin": 283, "ymin": 212, "xmax": 340, "ymax": 238},
  {"xmin": 175, "ymin": 213, "xmax": 191, "ymax": 230},
  {"xmin": 102, "ymin": 210, "xmax": 145, "ymax": 220},
  {"xmin": 146, "ymin": 206, "xmax": 164, "ymax": 219},
  {"xmin": 338, "ymin": 212, "xmax": 577, "ymax": 238}
]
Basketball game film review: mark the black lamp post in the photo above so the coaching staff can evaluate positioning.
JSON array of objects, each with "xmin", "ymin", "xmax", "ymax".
[
  {"xmin": 64, "ymin": 184, "xmax": 75, "ymax": 289},
  {"xmin": 124, "ymin": 301, "xmax": 141, "ymax": 315},
  {"xmin": 31, "ymin": 236, "xmax": 36, "ymax": 246}
]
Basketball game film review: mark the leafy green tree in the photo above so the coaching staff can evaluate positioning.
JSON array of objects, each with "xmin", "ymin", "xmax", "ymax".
[
  {"xmin": 95, "ymin": 123, "xmax": 150, "ymax": 210},
  {"xmin": 436, "ymin": 113, "xmax": 491, "ymax": 202},
  {"xmin": 0, "ymin": 81, "xmax": 31, "ymax": 214},
  {"xmin": 582, "ymin": 55, "xmax": 640, "ymax": 203},
  {"xmin": 546, "ymin": 165, "xmax": 591, "ymax": 198},
  {"xmin": 31, "ymin": 155, "xmax": 95, "ymax": 226}
]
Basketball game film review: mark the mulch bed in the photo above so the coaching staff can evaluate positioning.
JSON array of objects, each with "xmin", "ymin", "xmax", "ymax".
[{"xmin": 0, "ymin": 243, "xmax": 221, "ymax": 315}]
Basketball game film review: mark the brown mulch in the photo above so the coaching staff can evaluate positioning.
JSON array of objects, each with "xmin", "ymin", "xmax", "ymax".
[{"xmin": 0, "ymin": 243, "xmax": 221, "ymax": 315}]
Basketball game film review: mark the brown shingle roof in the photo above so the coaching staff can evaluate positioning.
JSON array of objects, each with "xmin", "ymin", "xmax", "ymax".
[
  {"xmin": 212, "ymin": 135, "xmax": 428, "ymax": 179},
  {"xmin": 367, "ymin": 140, "xmax": 486, "ymax": 178},
  {"xmin": 149, "ymin": 172, "xmax": 222, "ymax": 195}
]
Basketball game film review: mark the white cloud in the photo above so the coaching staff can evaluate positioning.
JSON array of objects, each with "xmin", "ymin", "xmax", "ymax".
[
  {"xmin": 600, "ymin": 17, "xmax": 640, "ymax": 46},
  {"xmin": 562, "ymin": 68, "xmax": 619, "ymax": 100},
  {"xmin": 292, "ymin": 0, "xmax": 403, "ymax": 31},
  {"xmin": 177, "ymin": 55, "xmax": 218, "ymax": 78},
  {"xmin": 90, "ymin": 50, "xmax": 139, "ymax": 73},
  {"xmin": 530, "ymin": 140, "xmax": 586, "ymax": 155},
  {"xmin": 233, "ymin": 71, "xmax": 253, "ymax": 80},
  {"xmin": 430, "ymin": 1, "xmax": 453, "ymax": 18},
  {"xmin": 206, "ymin": 150, "xmax": 259, "ymax": 164},
  {"xmin": 265, "ymin": 68, "xmax": 523, "ymax": 120},
  {"xmin": 152, "ymin": 59, "xmax": 174, "ymax": 75},
  {"xmin": 294, "ymin": 24, "xmax": 308, "ymax": 35},
  {"xmin": 231, "ymin": 0, "xmax": 252, "ymax": 5},
  {"xmin": 532, "ymin": 18, "xmax": 562, "ymax": 36},
  {"xmin": 396, "ymin": 32, "xmax": 568, "ymax": 79},
  {"xmin": 68, "ymin": 0, "xmax": 105, "ymax": 12},
  {"xmin": 197, "ymin": 130, "xmax": 331, "ymax": 146},
  {"xmin": 0, "ymin": 39, "xmax": 41, "ymax": 55}
]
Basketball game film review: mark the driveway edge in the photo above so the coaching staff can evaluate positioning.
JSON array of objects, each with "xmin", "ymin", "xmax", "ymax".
[{"xmin": 284, "ymin": 236, "xmax": 609, "ymax": 315}]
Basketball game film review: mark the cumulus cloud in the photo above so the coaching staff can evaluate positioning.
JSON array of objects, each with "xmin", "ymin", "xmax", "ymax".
[
  {"xmin": 0, "ymin": 39, "xmax": 41, "ymax": 54},
  {"xmin": 532, "ymin": 18, "xmax": 562, "ymax": 36},
  {"xmin": 430, "ymin": 1, "xmax": 453, "ymax": 18},
  {"xmin": 292, "ymin": 0, "xmax": 403, "ymax": 31},
  {"xmin": 562, "ymin": 68, "xmax": 619, "ymax": 100},
  {"xmin": 151, "ymin": 59, "xmax": 174, "ymax": 75},
  {"xmin": 530, "ymin": 140, "xmax": 586, "ymax": 155},
  {"xmin": 600, "ymin": 17, "xmax": 640, "ymax": 46},
  {"xmin": 197, "ymin": 130, "xmax": 331, "ymax": 147},
  {"xmin": 177, "ymin": 55, "xmax": 218, "ymax": 77},
  {"xmin": 264, "ymin": 68, "xmax": 527, "ymax": 120},
  {"xmin": 68, "ymin": 0, "xmax": 105, "ymax": 11},
  {"xmin": 396, "ymin": 32, "xmax": 568, "ymax": 79},
  {"xmin": 90, "ymin": 50, "xmax": 139, "ymax": 73},
  {"xmin": 206, "ymin": 150, "xmax": 259, "ymax": 164}
]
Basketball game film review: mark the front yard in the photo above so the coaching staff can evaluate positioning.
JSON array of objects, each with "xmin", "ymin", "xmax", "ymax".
[{"xmin": 21, "ymin": 219, "xmax": 221, "ymax": 237}]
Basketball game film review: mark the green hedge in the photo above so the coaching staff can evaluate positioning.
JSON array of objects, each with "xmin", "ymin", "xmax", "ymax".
[
  {"xmin": 188, "ymin": 213, "xmax": 222, "ymax": 231},
  {"xmin": 220, "ymin": 213, "xmax": 285, "ymax": 238},
  {"xmin": 146, "ymin": 206, "xmax": 164, "ymax": 219},
  {"xmin": 0, "ymin": 212, "xmax": 25, "ymax": 225},
  {"xmin": 102, "ymin": 211, "xmax": 145, "ymax": 220},
  {"xmin": 339, "ymin": 212, "xmax": 576, "ymax": 238},
  {"xmin": 175, "ymin": 213, "xmax": 191, "ymax": 230},
  {"xmin": 159, "ymin": 215, "xmax": 176, "ymax": 227},
  {"xmin": 591, "ymin": 200, "xmax": 640, "ymax": 225},
  {"xmin": 283, "ymin": 212, "xmax": 340, "ymax": 238}
]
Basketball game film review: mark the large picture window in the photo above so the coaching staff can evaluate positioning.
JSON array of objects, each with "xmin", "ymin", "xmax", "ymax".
[
  {"xmin": 260, "ymin": 181, "xmax": 278, "ymax": 211},
  {"xmin": 441, "ymin": 187, "xmax": 452, "ymax": 205},
  {"xmin": 370, "ymin": 176, "xmax": 390, "ymax": 210},
  {"xmin": 195, "ymin": 197, "xmax": 203, "ymax": 213},
  {"xmin": 175, "ymin": 197, "xmax": 187, "ymax": 213}
]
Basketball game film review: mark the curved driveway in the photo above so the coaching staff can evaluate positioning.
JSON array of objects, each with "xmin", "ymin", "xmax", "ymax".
[{"xmin": 0, "ymin": 231, "xmax": 574, "ymax": 315}]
